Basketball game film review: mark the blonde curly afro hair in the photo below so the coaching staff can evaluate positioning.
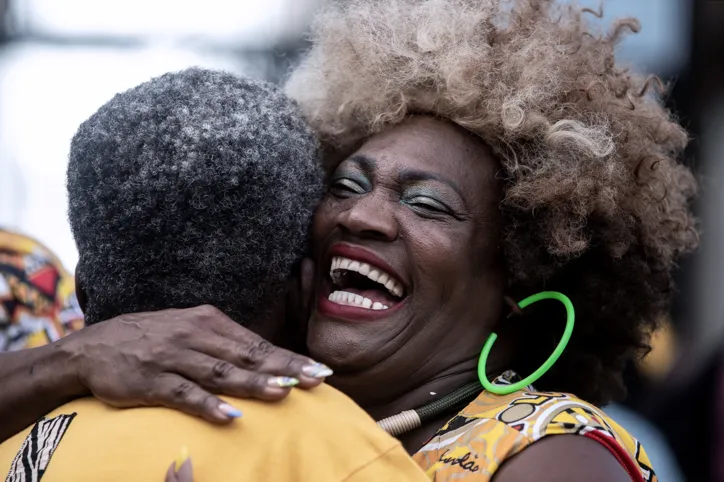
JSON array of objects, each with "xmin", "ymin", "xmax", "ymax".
[{"xmin": 286, "ymin": 0, "xmax": 699, "ymax": 404}]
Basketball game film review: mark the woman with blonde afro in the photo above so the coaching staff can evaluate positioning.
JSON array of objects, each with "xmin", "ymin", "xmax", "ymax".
[{"xmin": 281, "ymin": 0, "xmax": 696, "ymax": 480}]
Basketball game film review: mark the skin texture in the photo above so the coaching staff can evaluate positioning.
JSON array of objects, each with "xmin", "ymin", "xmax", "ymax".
[
  {"xmin": 492, "ymin": 435, "xmax": 631, "ymax": 482},
  {"xmin": 309, "ymin": 117, "xmax": 508, "ymax": 450}
]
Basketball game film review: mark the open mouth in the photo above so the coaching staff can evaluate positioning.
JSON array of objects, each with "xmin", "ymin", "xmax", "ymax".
[{"xmin": 327, "ymin": 256, "xmax": 406, "ymax": 311}]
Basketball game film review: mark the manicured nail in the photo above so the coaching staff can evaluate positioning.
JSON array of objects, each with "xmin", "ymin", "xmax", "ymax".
[
  {"xmin": 175, "ymin": 446, "xmax": 189, "ymax": 472},
  {"xmin": 218, "ymin": 403, "xmax": 243, "ymax": 418},
  {"xmin": 268, "ymin": 376, "xmax": 300, "ymax": 388},
  {"xmin": 302, "ymin": 362, "xmax": 333, "ymax": 378}
]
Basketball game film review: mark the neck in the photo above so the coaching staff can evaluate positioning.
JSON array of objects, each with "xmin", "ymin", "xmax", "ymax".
[
  {"xmin": 364, "ymin": 369, "xmax": 478, "ymax": 420},
  {"xmin": 386, "ymin": 370, "xmax": 483, "ymax": 453},
  {"xmin": 327, "ymin": 350, "xmax": 508, "ymax": 453},
  {"xmin": 368, "ymin": 354, "xmax": 507, "ymax": 453},
  {"xmin": 366, "ymin": 366, "xmax": 482, "ymax": 454}
]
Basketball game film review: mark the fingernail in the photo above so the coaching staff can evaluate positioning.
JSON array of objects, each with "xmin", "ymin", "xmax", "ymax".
[
  {"xmin": 302, "ymin": 362, "xmax": 333, "ymax": 378},
  {"xmin": 175, "ymin": 446, "xmax": 189, "ymax": 472},
  {"xmin": 268, "ymin": 376, "xmax": 300, "ymax": 388},
  {"xmin": 218, "ymin": 403, "xmax": 243, "ymax": 418}
]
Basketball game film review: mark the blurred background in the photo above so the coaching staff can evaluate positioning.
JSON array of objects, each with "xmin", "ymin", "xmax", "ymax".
[{"xmin": 0, "ymin": 0, "xmax": 722, "ymax": 479}]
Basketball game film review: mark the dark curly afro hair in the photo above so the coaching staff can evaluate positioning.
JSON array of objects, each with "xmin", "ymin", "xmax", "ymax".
[
  {"xmin": 68, "ymin": 67, "xmax": 324, "ymax": 328},
  {"xmin": 286, "ymin": 0, "xmax": 699, "ymax": 404}
]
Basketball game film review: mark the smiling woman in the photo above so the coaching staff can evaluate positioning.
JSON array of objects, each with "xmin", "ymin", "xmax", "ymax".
[{"xmin": 285, "ymin": 0, "xmax": 698, "ymax": 480}]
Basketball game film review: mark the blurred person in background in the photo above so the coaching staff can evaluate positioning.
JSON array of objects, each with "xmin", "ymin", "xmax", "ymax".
[
  {"xmin": 0, "ymin": 228, "xmax": 83, "ymax": 351},
  {"xmin": 0, "ymin": 68, "xmax": 427, "ymax": 481},
  {"xmin": 0, "ymin": 0, "xmax": 699, "ymax": 481}
]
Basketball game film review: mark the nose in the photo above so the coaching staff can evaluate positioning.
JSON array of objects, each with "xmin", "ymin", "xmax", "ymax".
[{"xmin": 336, "ymin": 192, "xmax": 398, "ymax": 241}]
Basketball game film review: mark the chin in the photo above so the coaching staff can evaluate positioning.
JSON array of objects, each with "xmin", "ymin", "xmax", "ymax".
[{"xmin": 306, "ymin": 310, "xmax": 404, "ymax": 371}]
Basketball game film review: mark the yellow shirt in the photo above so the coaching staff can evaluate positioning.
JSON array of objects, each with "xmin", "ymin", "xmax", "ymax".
[{"xmin": 0, "ymin": 384, "xmax": 427, "ymax": 482}]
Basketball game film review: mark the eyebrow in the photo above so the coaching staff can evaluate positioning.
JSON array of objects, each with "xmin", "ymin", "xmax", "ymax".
[
  {"xmin": 347, "ymin": 154, "xmax": 377, "ymax": 172},
  {"xmin": 397, "ymin": 169, "xmax": 464, "ymax": 198}
]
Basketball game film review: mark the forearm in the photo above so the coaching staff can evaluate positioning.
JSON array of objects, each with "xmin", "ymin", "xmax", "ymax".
[{"xmin": 0, "ymin": 338, "xmax": 86, "ymax": 443}]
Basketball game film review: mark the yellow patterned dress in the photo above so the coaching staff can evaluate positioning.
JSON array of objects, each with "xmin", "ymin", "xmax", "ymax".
[
  {"xmin": 0, "ymin": 229, "xmax": 84, "ymax": 351},
  {"xmin": 413, "ymin": 372, "xmax": 655, "ymax": 481}
]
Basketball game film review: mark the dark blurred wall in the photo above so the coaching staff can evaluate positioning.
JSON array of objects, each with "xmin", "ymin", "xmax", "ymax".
[
  {"xmin": 637, "ymin": 1, "xmax": 724, "ymax": 480},
  {"xmin": 0, "ymin": 0, "xmax": 10, "ymax": 41},
  {"xmin": 0, "ymin": 0, "xmax": 8, "ymax": 41}
]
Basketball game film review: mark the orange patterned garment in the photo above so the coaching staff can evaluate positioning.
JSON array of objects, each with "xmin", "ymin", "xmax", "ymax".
[
  {"xmin": 413, "ymin": 372, "xmax": 655, "ymax": 481},
  {"xmin": 0, "ymin": 229, "xmax": 84, "ymax": 351}
]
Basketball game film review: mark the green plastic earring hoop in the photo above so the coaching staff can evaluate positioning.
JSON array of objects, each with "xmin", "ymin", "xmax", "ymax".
[{"xmin": 477, "ymin": 291, "xmax": 575, "ymax": 395}]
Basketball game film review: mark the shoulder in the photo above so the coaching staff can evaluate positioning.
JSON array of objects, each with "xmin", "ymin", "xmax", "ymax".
[
  {"xmin": 492, "ymin": 434, "xmax": 632, "ymax": 482},
  {"xmin": 0, "ymin": 386, "xmax": 426, "ymax": 482},
  {"xmin": 414, "ymin": 389, "xmax": 656, "ymax": 482}
]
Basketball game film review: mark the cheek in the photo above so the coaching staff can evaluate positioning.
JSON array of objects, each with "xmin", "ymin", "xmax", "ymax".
[
  {"xmin": 403, "ymin": 219, "xmax": 500, "ymax": 301},
  {"xmin": 402, "ymin": 220, "xmax": 471, "ymax": 279}
]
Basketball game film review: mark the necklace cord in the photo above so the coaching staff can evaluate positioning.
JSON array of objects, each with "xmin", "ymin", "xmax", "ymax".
[{"xmin": 376, "ymin": 382, "xmax": 482, "ymax": 436}]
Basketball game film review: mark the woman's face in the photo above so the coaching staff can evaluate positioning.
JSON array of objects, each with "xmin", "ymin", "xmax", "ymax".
[{"xmin": 309, "ymin": 117, "xmax": 506, "ymax": 399}]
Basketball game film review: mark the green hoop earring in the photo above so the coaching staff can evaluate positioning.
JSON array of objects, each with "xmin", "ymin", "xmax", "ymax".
[{"xmin": 477, "ymin": 291, "xmax": 575, "ymax": 395}]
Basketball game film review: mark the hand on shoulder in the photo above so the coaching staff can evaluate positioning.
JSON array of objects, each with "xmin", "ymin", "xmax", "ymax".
[{"xmin": 60, "ymin": 303, "xmax": 330, "ymax": 423}]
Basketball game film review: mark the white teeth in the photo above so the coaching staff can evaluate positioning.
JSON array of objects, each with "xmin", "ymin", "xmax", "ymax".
[
  {"xmin": 328, "ymin": 291, "xmax": 386, "ymax": 310},
  {"xmin": 329, "ymin": 256, "xmax": 405, "ymax": 298},
  {"xmin": 384, "ymin": 279, "xmax": 395, "ymax": 292}
]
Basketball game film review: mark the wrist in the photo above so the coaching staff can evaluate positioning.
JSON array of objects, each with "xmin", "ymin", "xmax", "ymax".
[{"xmin": 46, "ymin": 333, "xmax": 90, "ymax": 400}]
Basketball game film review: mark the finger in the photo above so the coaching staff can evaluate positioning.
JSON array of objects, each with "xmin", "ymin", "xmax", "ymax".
[
  {"xmin": 147, "ymin": 373, "xmax": 243, "ymax": 424},
  {"xmin": 173, "ymin": 350, "xmax": 298, "ymax": 401},
  {"xmin": 192, "ymin": 325, "xmax": 331, "ymax": 388},
  {"xmin": 165, "ymin": 450, "xmax": 194, "ymax": 482},
  {"xmin": 236, "ymin": 338, "xmax": 331, "ymax": 388},
  {"xmin": 165, "ymin": 462, "xmax": 179, "ymax": 482},
  {"xmin": 176, "ymin": 458, "xmax": 193, "ymax": 482}
]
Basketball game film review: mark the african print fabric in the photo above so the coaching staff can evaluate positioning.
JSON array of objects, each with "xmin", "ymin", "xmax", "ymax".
[
  {"xmin": 413, "ymin": 371, "xmax": 655, "ymax": 481},
  {"xmin": 0, "ymin": 229, "xmax": 84, "ymax": 351},
  {"xmin": 4, "ymin": 413, "xmax": 76, "ymax": 482}
]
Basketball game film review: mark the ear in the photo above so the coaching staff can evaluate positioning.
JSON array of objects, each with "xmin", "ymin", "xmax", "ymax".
[{"xmin": 74, "ymin": 267, "xmax": 87, "ymax": 314}]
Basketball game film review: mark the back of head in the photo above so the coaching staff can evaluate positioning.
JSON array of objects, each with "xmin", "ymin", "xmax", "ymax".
[{"xmin": 68, "ymin": 68, "xmax": 323, "ymax": 327}]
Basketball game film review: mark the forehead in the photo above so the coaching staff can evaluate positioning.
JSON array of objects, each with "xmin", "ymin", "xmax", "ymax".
[{"xmin": 353, "ymin": 117, "xmax": 499, "ymax": 195}]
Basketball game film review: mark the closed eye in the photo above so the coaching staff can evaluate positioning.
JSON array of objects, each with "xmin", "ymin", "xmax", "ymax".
[
  {"xmin": 330, "ymin": 178, "xmax": 366, "ymax": 197},
  {"xmin": 404, "ymin": 196, "xmax": 452, "ymax": 215}
]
